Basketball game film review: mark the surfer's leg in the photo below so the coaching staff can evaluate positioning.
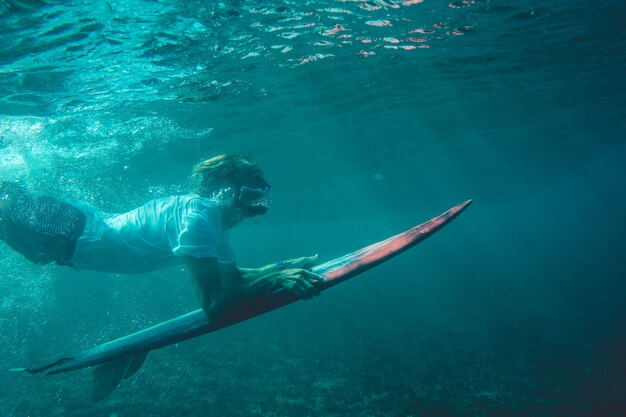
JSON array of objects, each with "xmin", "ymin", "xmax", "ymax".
[{"xmin": 0, "ymin": 181, "xmax": 86, "ymax": 266}]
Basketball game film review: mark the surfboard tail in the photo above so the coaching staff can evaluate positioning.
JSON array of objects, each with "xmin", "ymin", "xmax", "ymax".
[
  {"xmin": 21, "ymin": 358, "xmax": 75, "ymax": 375},
  {"xmin": 7, "ymin": 353, "xmax": 150, "ymax": 401},
  {"xmin": 0, "ymin": 368, "xmax": 28, "ymax": 373}
]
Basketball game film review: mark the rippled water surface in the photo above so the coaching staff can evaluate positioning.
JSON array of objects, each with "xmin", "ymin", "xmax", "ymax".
[{"xmin": 1, "ymin": 1, "xmax": 625, "ymax": 416}]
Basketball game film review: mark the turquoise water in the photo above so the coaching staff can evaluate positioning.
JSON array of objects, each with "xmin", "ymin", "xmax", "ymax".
[{"xmin": 1, "ymin": 0, "xmax": 625, "ymax": 416}]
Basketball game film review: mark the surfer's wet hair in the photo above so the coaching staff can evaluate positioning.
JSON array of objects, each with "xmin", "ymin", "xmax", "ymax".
[{"xmin": 192, "ymin": 153, "xmax": 260, "ymax": 197}]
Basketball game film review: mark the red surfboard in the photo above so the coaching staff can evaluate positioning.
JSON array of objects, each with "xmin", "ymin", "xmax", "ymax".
[{"xmin": 23, "ymin": 199, "xmax": 472, "ymax": 400}]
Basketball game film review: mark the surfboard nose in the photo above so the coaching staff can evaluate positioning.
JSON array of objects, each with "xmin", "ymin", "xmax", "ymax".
[{"xmin": 454, "ymin": 199, "xmax": 473, "ymax": 213}]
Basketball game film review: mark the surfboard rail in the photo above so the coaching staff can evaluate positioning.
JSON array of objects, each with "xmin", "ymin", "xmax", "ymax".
[{"xmin": 23, "ymin": 200, "xmax": 472, "ymax": 383}]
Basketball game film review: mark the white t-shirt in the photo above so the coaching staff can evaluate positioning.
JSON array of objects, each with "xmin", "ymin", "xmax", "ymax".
[{"xmin": 71, "ymin": 195, "xmax": 235, "ymax": 274}]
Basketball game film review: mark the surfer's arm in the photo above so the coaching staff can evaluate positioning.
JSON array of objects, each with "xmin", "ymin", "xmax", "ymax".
[
  {"xmin": 237, "ymin": 254, "xmax": 322, "ymax": 298},
  {"xmin": 238, "ymin": 266, "xmax": 322, "ymax": 299},
  {"xmin": 185, "ymin": 255, "xmax": 321, "ymax": 318},
  {"xmin": 239, "ymin": 254, "xmax": 319, "ymax": 275},
  {"xmin": 185, "ymin": 256, "xmax": 225, "ymax": 316},
  {"xmin": 185, "ymin": 256, "xmax": 267, "ymax": 318}
]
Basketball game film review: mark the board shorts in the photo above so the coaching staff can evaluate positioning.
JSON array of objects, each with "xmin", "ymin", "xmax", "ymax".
[{"xmin": 0, "ymin": 181, "xmax": 86, "ymax": 266}]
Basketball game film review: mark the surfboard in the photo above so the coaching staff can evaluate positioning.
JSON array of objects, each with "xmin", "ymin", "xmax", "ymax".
[{"xmin": 23, "ymin": 199, "xmax": 472, "ymax": 399}]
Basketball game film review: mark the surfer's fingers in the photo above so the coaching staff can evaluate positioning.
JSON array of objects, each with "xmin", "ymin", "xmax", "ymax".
[
  {"xmin": 279, "ymin": 273, "xmax": 319, "ymax": 298},
  {"xmin": 292, "ymin": 278, "xmax": 319, "ymax": 299},
  {"xmin": 278, "ymin": 277, "xmax": 307, "ymax": 297},
  {"xmin": 292, "ymin": 274, "xmax": 320, "ymax": 298},
  {"xmin": 285, "ymin": 254, "xmax": 318, "ymax": 269},
  {"xmin": 300, "ymin": 254, "xmax": 319, "ymax": 269},
  {"xmin": 299, "ymin": 269, "xmax": 324, "ymax": 283}
]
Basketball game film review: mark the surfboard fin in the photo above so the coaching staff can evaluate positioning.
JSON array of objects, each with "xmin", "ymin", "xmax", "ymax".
[
  {"xmin": 92, "ymin": 351, "xmax": 150, "ymax": 402},
  {"xmin": 123, "ymin": 351, "xmax": 149, "ymax": 380}
]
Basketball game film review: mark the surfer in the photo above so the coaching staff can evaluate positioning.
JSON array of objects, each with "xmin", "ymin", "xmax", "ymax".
[{"xmin": 0, "ymin": 153, "xmax": 321, "ymax": 319}]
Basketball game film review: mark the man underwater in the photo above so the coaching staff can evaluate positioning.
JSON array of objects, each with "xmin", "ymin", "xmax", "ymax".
[{"xmin": 0, "ymin": 153, "xmax": 321, "ymax": 318}]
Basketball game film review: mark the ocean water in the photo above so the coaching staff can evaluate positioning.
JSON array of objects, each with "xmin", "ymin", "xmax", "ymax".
[{"xmin": 1, "ymin": 0, "xmax": 625, "ymax": 416}]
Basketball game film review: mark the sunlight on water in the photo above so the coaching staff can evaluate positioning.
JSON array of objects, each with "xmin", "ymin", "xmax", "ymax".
[{"xmin": 0, "ymin": 0, "xmax": 485, "ymax": 112}]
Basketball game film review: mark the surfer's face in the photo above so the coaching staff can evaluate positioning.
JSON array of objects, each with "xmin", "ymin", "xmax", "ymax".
[{"xmin": 235, "ymin": 168, "xmax": 272, "ymax": 217}]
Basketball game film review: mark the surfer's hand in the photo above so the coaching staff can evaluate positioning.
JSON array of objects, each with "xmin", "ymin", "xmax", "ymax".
[
  {"xmin": 281, "ymin": 254, "xmax": 318, "ymax": 270},
  {"xmin": 272, "ymin": 268, "xmax": 322, "ymax": 299},
  {"xmin": 242, "ymin": 255, "xmax": 318, "ymax": 277}
]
